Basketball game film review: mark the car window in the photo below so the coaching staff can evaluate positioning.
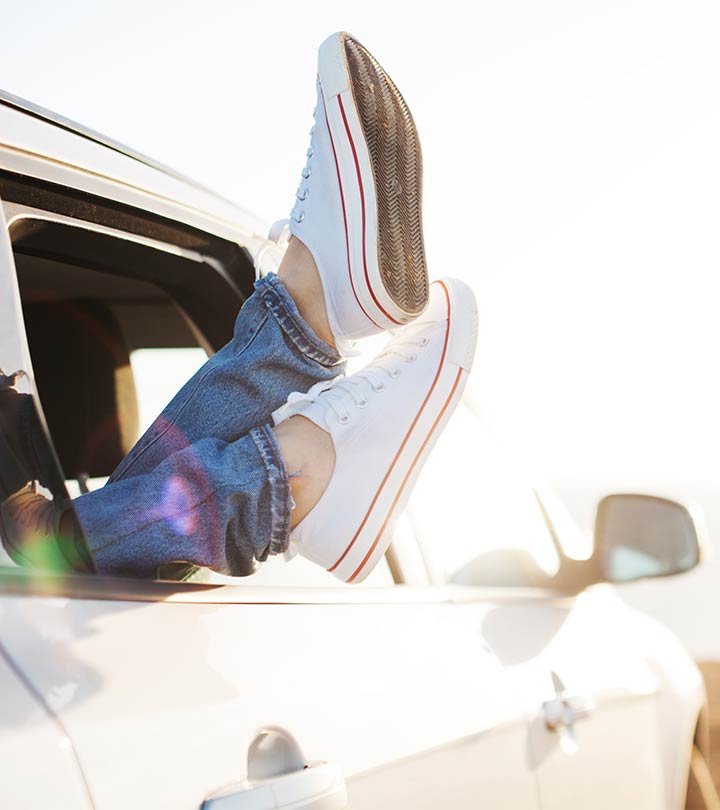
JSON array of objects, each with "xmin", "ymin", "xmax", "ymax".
[
  {"xmin": 407, "ymin": 400, "xmax": 561, "ymax": 587},
  {"xmin": 130, "ymin": 347, "xmax": 209, "ymax": 434},
  {"xmin": 63, "ymin": 347, "xmax": 210, "ymax": 497},
  {"xmin": 2, "ymin": 207, "xmax": 396, "ymax": 588},
  {"xmin": 129, "ymin": 346, "xmax": 395, "ymax": 586}
]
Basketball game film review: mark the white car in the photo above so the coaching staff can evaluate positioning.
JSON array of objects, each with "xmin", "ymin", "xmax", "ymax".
[{"xmin": 0, "ymin": 91, "xmax": 710, "ymax": 810}]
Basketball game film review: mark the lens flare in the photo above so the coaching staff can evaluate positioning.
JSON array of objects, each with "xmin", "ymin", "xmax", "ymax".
[{"xmin": 157, "ymin": 475, "xmax": 197, "ymax": 536}]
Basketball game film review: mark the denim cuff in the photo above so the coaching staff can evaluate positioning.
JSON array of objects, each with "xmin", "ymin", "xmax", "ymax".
[
  {"xmin": 255, "ymin": 273, "xmax": 343, "ymax": 368},
  {"xmin": 249, "ymin": 423, "xmax": 292, "ymax": 558}
]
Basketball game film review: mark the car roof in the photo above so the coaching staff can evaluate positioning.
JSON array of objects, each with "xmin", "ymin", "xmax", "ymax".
[
  {"xmin": 0, "ymin": 88, "xmax": 268, "ymax": 244},
  {"xmin": 0, "ymin": 89, "xmax": 235, "ymax": 204}
]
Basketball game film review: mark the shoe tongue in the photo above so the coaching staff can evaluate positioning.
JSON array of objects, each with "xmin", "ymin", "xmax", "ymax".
[{"xmin": 268, "ymin": 219, "xmax": 291, "ymax": 245}]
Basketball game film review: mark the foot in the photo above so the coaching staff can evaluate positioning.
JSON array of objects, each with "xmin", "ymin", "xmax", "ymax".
[
  {"xmin": 272, "ymin": 278, "xmax": 478, "ymax": 583},
  {"xmin": 275, "ymin": 31, "xmax": 429, "ymax": 352},
  {"xmin": 273, "ymin": 414, "xmax": 336, "ymax": 526}
]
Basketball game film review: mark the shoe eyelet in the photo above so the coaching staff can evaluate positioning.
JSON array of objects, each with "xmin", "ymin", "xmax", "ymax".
[
  {"xmin": 296, "ymin": 188, "xmax": 309, "ymax": 201},
  {"xmin": 357, "ymin": 399, "xmax": 368, "ymax": 409},
  {"xmin": 301, "ymin": 166, "xmax": 312, "ymax": 179},
  {"xmin": 371, "ymin": 383, "xmax": 385, "ymax": 392},
  {"xmin": 337, "ymin": 414, "xmax": 350, "ymax": 424},
  {"xmin": 292, "ymin": 211, "xmax": 305, "ymax": 224},
  {"xmin": 403, "ymin": 354, "xmax": 417, "ymax": 363},
  {"xmin": 306, "ymin": 147, "xmax": 314, "ymax": 158},
  {"xmin": 389, "ymin": 369, "xmax": 401, "ymax": 379},
  {"xmin": 418, "ymin": 336, "xmax": 430, "ymax": 346},
  {"xmin": 309, "ymin": 125, "xmax": 316, "ymax": 135}
]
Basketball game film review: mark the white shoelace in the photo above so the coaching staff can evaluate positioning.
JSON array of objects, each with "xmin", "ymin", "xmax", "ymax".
[
  {"xmin": 268, "ymin": 115, "xmax": 311, "ymax": 246},
  {"xmin": 289, "ymin": 119, "xmax": 317, "ymax": 225},
  {"xmin": 268, "ymin": 116, "xmax": 318, "ymax": 245},
  {"xmin": 274, "ymin": 334, "xmax": 431, "ymax": 426}
]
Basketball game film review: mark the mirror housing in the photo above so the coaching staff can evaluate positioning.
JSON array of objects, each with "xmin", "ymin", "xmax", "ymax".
[{"xmin": 594, "ymin": 494, "xmax": 702, "ymax": 584}]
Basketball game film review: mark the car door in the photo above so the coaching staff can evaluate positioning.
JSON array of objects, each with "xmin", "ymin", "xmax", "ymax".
[
  {"xmin": 409, "ymin": 402, "xmax": 677, "ymax": 809},
  {"xmin": 0, "ymin": 576, "xmax": 541, "ymax": 810},
  {"xmin": 0, "ymin": 185, "xmax": 540, "ymax": 810},
  {"xmin": 475, "ymin": 586, "xmax": 670, "ymax": 810}
]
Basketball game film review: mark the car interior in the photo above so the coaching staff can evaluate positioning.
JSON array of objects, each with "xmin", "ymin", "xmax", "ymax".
[{"xmin": 17, "ymin": 253, "xmax": 205, "ymax": 489}]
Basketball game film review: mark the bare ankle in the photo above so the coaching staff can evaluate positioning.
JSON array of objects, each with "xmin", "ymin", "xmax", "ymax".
[
  {"xmin": 273, "ymin": 415, "xmax": 335, "ymax": 527},
  {"xmin": 278, "ymin": 238, "xmax": 336, "ymax": 348}
]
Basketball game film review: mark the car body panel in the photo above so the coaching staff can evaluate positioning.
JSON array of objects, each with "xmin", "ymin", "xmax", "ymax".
[
  {"xmin": 481, "ymin": 586, "xmax": 666, "ymax": 808},
  {"xmin": 0, "ymin": 641, "xmax": 92, "ymax": 809},
  {"xmin": 0, "ymin": 189, "xmax": 32, "ymax": 377},
  {"xmin": 0, "ymin": 102, "xmax": 281, "ymax": 274},
  {"xmin": 0, "ymin": 590, "xmax": 539, "ymax": 809},
  {"xmin": 451, "ymin": 586, "xmax": 703, "ymax": 809}
]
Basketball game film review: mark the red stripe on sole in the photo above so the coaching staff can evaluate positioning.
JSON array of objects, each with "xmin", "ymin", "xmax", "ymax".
[
  {"xmin": 347, "ymin": 365, "xmax": 464, "ymax": 583},
  {"xmin": 336, "ymin": 93, "xmax": 403, "ymax": 327},
  {"xmin": 320, "ymin": 81, "xmax": 382, "ymax": 330},
  {"xmin": 328, "ymin": 280, "xmax": 452, "ymax": 574}
]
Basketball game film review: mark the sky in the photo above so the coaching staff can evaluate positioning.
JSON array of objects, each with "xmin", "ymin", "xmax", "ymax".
[{"xmin": 2, "ymin": 0, "xmax": 719, "ymax": 487}]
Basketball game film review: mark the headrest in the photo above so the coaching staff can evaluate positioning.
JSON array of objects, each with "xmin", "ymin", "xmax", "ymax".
[{"xmin": 22, "ymin": 300, "xmax": 139, "ymax": 480}]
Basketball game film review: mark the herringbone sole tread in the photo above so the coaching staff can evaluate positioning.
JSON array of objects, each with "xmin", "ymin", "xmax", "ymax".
[{"xmin": 345, "ymin": 36, "xmax": 428, "ymax": 317}]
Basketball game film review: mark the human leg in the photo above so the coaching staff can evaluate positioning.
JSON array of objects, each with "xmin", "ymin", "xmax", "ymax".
[
  {"xmin": 79, "ymin": 277, "xmax": 475, "ymax": 579},
  {"xmin": 111, "ymin": 30, "xmax": 431, "ymax": 483},
  {"xmin": 3, "ymin": 278, "xmax": 475, "ymax": 579},
  {"xmin": 76, "ymin": 427, "xmax": 291, "ymax": 577},
  {"xmin": 1, "ymin": 31, "xmax": 445, "ymax": 581},
  {"xmin": 108, "ymin": 270, "xmax": 344, "ymax": 484},
  {"xmin": 273, "ymin": 278, "xmax": 477, "ymax": 583}
]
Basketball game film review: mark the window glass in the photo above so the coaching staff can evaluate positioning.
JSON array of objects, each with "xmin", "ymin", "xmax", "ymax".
[
  {"xmin": 63, "ymin": 348, "xmax": 209, "ymax": 496},
  {"xmin": 130, "ymin": 348, "xmax": 208, "ymax": 434},
  {"xmin": 407, "ymin": 401, "xmax": 561, "ymax": 587}
]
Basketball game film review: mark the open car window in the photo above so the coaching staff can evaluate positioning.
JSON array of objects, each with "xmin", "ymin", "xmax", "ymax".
[{"xmin": 1, "ymin": 191, "xmax": 395, "ymax": 589}]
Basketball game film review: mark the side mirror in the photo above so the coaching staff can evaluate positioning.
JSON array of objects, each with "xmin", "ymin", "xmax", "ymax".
[{"xmin": 595, "ymin": 494, "xmax": 702, "ymax": 583}]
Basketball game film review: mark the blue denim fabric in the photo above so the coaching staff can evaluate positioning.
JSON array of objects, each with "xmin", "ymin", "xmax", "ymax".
[{"xmin": 73, "ymin": 274, "xmax": 344, "ymax": 577}]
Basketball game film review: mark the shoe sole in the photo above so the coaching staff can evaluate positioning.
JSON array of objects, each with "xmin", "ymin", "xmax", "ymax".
[
  {"xmin": 327, "ymin": 278, "xmax": 478, "ymax": 583},
  {"xmin": 318, "ymin": 32, "xmax": 429, "ymax": 330}
]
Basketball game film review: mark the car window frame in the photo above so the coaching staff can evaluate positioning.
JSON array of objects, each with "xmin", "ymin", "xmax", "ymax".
[{"xmin": 0, "ymin": 172, "xmax": 415, "ymax": 600}]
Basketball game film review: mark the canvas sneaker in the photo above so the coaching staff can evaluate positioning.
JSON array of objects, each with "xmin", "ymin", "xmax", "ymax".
[
  {"xmin": 272, "ymin": 277, "xmax": 477, "ymax": 582},
  {"xmin": 272, "ymin": 31, "xmax": 429, "ymax": 352}
]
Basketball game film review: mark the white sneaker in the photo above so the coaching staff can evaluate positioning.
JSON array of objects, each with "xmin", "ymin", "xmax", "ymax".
[
  {"xmin": 272, "ymin": 278, "xmax": 477, "ymax": 582},
  {"xmin": 273, "ymin": 32, "xmax": 429, "ymax": 351}
]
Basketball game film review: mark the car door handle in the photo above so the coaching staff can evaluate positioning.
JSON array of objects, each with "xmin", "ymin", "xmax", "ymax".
[
  {"xmin": 541, "ymin": 671, "xmax": 596, "ymax": 754},
  {"xmin": 202, "ymin": 761, "xmax": 347, "ymax": 810},
  {"xmin": 542, "ymin": 670, "xmax": 596, "ymax": 730},
  {"xmin": 542, "ymin": 693, "xmax": 596, "ymax": 730}
]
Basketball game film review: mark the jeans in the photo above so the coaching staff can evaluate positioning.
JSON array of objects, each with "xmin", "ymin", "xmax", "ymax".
[{"xmin": 73, "ymin": 274, "xmax": 344, "ymax": 578}]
